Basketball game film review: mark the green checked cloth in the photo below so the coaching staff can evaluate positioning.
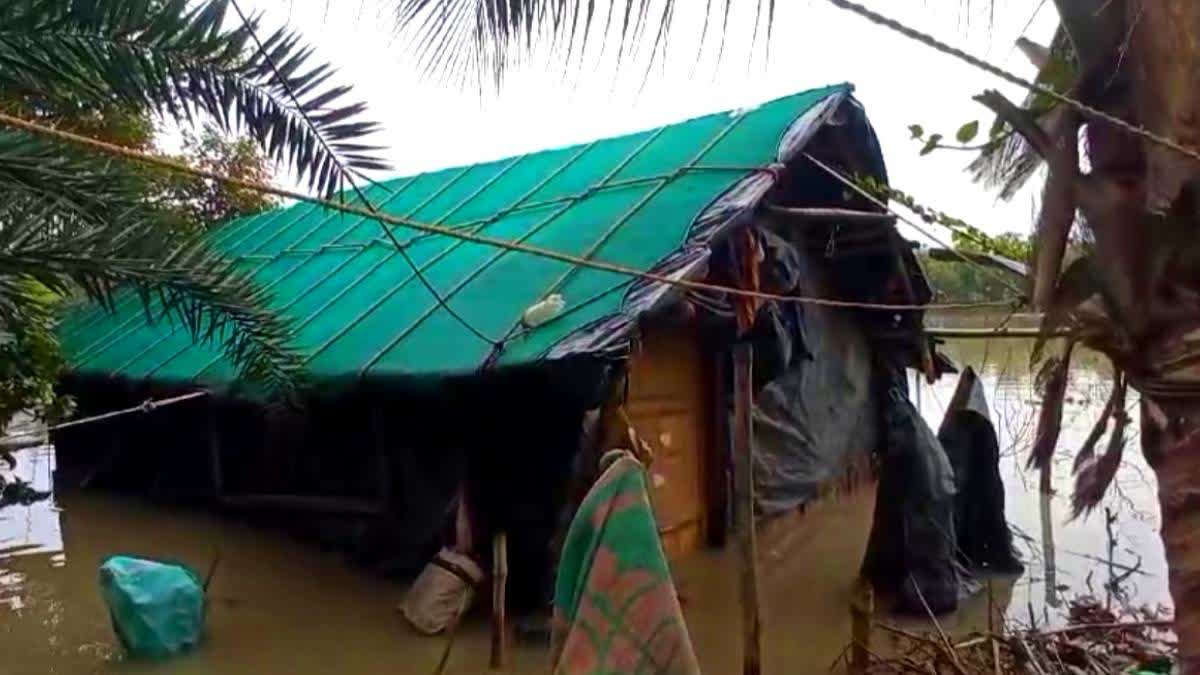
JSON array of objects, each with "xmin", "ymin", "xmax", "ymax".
[{"xmin": 551, "ymin": 450, "xmax": 700, "ymax": 675}]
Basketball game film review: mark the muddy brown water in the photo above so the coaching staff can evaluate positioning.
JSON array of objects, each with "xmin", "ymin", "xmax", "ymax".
[{"xmin": 0, "ymin": 340, "xmax": 1171, "ymax": 673}]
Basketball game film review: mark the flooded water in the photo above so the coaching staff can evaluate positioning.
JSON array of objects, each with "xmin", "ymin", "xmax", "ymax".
[
  {"xmin": 0, "ymin": 339, "xmax": 1172, "ymax": 673},
  {"xmin": 917, "ymin": 340, "xmax": 1171, "ymax": 633}
]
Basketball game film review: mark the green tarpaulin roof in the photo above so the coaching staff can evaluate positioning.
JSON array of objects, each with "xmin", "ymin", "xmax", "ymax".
[{"xmin": 59, "ymin": 84, "xmax": 851, "ymax": 388}]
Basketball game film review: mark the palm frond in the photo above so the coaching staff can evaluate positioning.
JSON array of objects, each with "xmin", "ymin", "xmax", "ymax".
[
  {"xmin": 392, "ymin": 0, "xmax": 775, "ymax": 88},
  {"xmin": 1072, "ymin": 369, "xmax": 1119, "ymax": 473},
  {"xmin": 0, "ymin": 131, "xmax": 301, "ymax": 395},
  {"xmin": 0, "ymin": 127, "xmax": 144, "ymax": 225},
  {"xmin": 969, "ymin": 26, "xmax": 1076, "ymax": 199},
  {"xmin": 1072, "ymin": 373, "xmax": 1128, "ymax": 517},
  {"xmin": 1027, "ymin": 339, "xmax": 1073, "ymax": 472},
  {"xmin": 0, "ymin": 0, "xmax": 388, "ymax": 197}
]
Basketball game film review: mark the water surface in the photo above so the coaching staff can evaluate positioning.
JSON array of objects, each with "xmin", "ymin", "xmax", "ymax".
[{"xmin": 0, "ymin": 339, "xmax": 1171, "ymax": 673}]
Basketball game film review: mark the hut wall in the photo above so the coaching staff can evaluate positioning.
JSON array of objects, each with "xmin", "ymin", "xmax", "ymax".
[{"xmin": 625, "ymin": 320, "xmax": 712, "ymax": 559}]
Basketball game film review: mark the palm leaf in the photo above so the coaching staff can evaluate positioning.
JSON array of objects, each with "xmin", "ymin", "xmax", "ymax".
[
  {"xmin": 969, "ymin": 26, "xmax": 1076, "ymax": 199},
  {"xmin": 1071, "ymin": 374, "xmax": 1128, "ymax": 517},
  {"xmin": 1027, "ymin": 339, "xmax": 1073, "ymax": 472},
  {"xmin": 391, "ymin": 0, "xmax": 775, "ymax": 87},
  {"xmin": 0, "ymin": 0, "xmax": 388, "ymax": 197},
  {"xmin": 0, "ymin": 130, "xmax": 301, "ymax": 395},
  {"xmin": 1072, "ymin": 368, "xmax": 1119, "ymax": 473},
  {"xmin": 0, "ymin": 127, "xmax": 146, "ymax": 226}
]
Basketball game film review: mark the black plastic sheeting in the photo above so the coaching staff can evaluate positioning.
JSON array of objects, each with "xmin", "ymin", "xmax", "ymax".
[
  {"xmin": 863, "ymin": 364, "xmax": 1021, "ymax": 615},
  {"xmin": 692, "ymin": 221, "xmax": 878, "ymax": 516},
  {"xmin": 748, "ymin": 241, "xmax": 878, "ymax": 516},
  {"xmin": 863, "ymin": 362, "xmax": 969, "ymax": 614},
  {"xmin": 938, "ymin": 367, "xmax": 1024, "ymax": 574}
]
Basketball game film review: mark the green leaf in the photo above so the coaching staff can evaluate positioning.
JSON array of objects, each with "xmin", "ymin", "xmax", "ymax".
[
  {"xmin": 908, "ymin": 124, "xmax": 925, "ymax": 140},
  {"xmin": 0, "ymin": 129, "xmax": 302, "ymax": 397},
  {"xmin": 920, "ymin": 134, "xmax": 942, "ymax": 156},
  {"xmin": 393, "ymin": 0, "xmax": 777, "ymax": 89},
  {"xmin": 956, "ymin": 120, "xmax": 980, "ymax": 144},
  {"xmin": 0, "ymin": 0, "xmax": 387, "ymax": 198}
]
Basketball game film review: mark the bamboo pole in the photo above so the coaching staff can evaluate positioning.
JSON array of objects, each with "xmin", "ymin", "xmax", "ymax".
[
  {"xmin": 925, "ymin": 327, "xmax": 1053, "ymax": 339},
  {"xmin": 491, "ymin": 532, "xmax": 508, "ymax": 670},
  {"xmin": 1039, "ymin": 492, "xmax": 1060, "ymax": 609},
  {"xmin": 733, "ymin": 344, "xmax": 763, "ymax": 675},
  {"xmin": 767, "ymin": 205, "xmax": 897, "ymax": 225},
  {"xmin": 849, "ymin": 578, "xmax": 874, "ymax": 674}
]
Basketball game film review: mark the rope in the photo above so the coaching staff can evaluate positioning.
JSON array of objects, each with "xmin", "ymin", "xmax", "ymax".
[
  {"xmin": 229, "ymin": 0, "xmax": 498, "ymax": 348},
  {"xmin": 0, "ymin": 110, "xmax": 1020, "ymax": 312},
  {"xmin": 828, "ymin": 0, "xmax": 1200, "ymax": 165},
  {"xmin": 2, "ymin": 391, "xmax": 210, "ymax": 442},
  {"xmin": 803, "ymin": 153, "xmax": 1028, "ymax": 298}
]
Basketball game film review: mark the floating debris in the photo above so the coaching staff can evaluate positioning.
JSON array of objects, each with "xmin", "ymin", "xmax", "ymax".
[{"xmin": 837, "ymin": 597, "xmax": 1176, "ymax": 674}]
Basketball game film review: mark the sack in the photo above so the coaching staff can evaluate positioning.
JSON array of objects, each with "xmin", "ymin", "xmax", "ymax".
[
  {"xmin": 401, "ymin": 548, "xmax": 483, "ymax": 635},
  {"xmin": 99, "ymin": 556, "xmax": 205, "ymax": 659}
]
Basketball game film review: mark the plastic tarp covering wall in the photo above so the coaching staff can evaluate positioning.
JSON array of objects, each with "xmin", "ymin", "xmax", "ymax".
[
  {"xmin": 863, "ymin": 363, "xmax": 971, "ymax": 615},
  {"xmin": 750, "ymin": 253, "xmax": 878, "ymax": 516}
]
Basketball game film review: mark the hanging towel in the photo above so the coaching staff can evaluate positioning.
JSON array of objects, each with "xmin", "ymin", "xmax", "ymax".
[{"xmin": 551, "ymin": 450, "xmax": 700, "ymax": 675}]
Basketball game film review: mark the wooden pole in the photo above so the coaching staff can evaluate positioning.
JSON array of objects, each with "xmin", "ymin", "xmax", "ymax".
[
  {"xmin": 925, "ymin": 327, "xmax": 1053, "ymax": 340},
  {"xmin": 849, "ymin": 578, "xmax": 874, "ymax": 674},
  {"xmin": 766, "ymin": 205, "xmax": 898, "ymax": 225},
  {"xmin": 491, "ymin": 531, "xmax": 508, "ymax": 670},
  {"xmin": 732, "ymin": 344, "xmax": 763, "ymax": 675},
  {"xmin": 706, "ymin": 351, "xmax": 730, "ymax": 548},
  {"xmin": 207, "ymin": 405, "xmax": 223, "ymax": 498}
]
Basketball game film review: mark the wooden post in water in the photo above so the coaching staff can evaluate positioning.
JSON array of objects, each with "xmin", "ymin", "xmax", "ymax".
[
  {"xmin": 849, "ymin": 578, "xmax": 874, "ymax": 674},
  {"xmin": 732, "ymin": 344, "xmax": 763, "ymax": 675},
  {"xmin": 491, "ymin": 531, "xmax": 508, "ymax": 669},
  {"xmin": 207, "ymin": 404, "xmax": 223, "ymax": 498}
]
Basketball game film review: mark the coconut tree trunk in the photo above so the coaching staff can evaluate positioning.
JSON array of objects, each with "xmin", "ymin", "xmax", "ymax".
[{"xmin": 1145, "ymin": 400, "xmax": 1200, "ymax": 672}]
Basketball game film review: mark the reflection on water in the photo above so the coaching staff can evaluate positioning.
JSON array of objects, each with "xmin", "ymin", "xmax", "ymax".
[
  {"xmin": 0, "ymin": 340, "xmax": 1172, "ymax": 673},
  {"xmin": 917, "ymin": 339, "xmax": 1171, "ymax": 632},
  {"xmin": 0, "ymin": 445, "xmax": 62, "ymax": 560}
]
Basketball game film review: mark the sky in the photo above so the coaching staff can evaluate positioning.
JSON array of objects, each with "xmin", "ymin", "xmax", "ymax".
[{"xmin": 234, "ymin": 0, "xmax": 1058, "ymax": 242}]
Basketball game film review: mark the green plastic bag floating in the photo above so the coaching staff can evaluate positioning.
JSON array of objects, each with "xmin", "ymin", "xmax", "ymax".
[{"xmin": 99, "ymin": 556, "xmax": 205, "ymax": 659}]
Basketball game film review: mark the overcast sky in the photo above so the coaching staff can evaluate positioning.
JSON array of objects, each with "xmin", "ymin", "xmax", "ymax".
[{"xmin": 235, "ymin": 0, "xmax": 1057, "ymax": 241}]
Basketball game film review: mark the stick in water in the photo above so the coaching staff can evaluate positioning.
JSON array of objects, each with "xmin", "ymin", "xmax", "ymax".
[{"xmin": 203, "ymin": 550, "xmax": 222, "ymax": 594}]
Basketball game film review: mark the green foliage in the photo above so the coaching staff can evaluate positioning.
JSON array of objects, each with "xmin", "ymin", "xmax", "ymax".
[
  {"xmin": 854, "ymin": 175, "xmax": 1031, "ymax": 303},
  {"xmin": 0, "ymin": 0, "xmax": 385, "ymax": 420},
  {"xmin": 153, "ymin": 125, "xmax": 279, "ymax": 232},
  {"xmin": 956, "ymin": 120, "xmax": 980, "ymax": 144},
  {"xmin": 918, "ymin": 253, "xmax": 1014, "ymax": 303},
  {"xmin": 0, "ymin": 129, "xmax": 304, "ymax": 393},
  {"xmin": 920, "ymin": 133, "xmax": 943, "ymax": 156},
  {"xmin": 0, "ymin": 281, "xmax": 72, "ymax": 432},
  {"xmin": 969, "ymin": 27, "xmax": 1078, "ymax": 199},
  {"xmin": 392, "ymin": 0, "xmax": 776, "ymax": 87},
  {"xmin": 856, "ymin": 175, "xmax": 1028, "ymax": 262},
  {"xmin": 0, "ymin": 0, "xmax": 387, "ymax": 197},
  {"xmin": 952, "ymin": 230, "xmax": 1031, "ymax": 262},
  {"xmin": 910, "ymin": 119, "xmax": 997, "ymax": 154}
]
